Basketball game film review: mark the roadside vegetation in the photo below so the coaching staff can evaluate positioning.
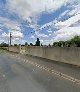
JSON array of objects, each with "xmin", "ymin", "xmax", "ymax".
[
  {"xmin": 53, "ymin": 36, "xmax": 80, "ymax": 47},
  {"xmin": 25, "ymin": 36, "xmax": 80, "ymax": 47},
  {"xmin": 0, "ymin": 42, "xmax": 8, "ymax": 47},
  {"xmin": 0, "ymin": 36, "xmax": 80, "ymax": 47}
]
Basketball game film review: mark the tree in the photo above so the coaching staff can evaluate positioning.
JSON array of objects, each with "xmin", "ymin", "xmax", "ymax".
[
  {"xmin": 0, "ymin": 42, "xmax": 8, "ymax": 47},
  {"xmin": 57, "ymin": 41, "xmax": 63, "ymax": 47},
  {"xmin": 30, "ymin": 43, "xmax": 33, "ymax": 46},
  {"xmin": 53, "ymin": 42, "xmax": 59, "ymax": 47},
  {"xmin": 25, "ymin": 42, "xmax": 28, "ymax": 46},
  {"xmin": 64, "ymin": 41, "xmax": 73, "ymax": 47},
  {"xmin": 53, "ymin": 36, "xmax": 80, "ymax": 47},
  {"xmin": 35, "ymin": 38, "xmax": 40, "ymax": 46},
  {"xmin": 48, "ymin": 44, "xmax": 51, "ymax": 47},
  {"xmin": 53, "ymin": 41, "xmax": 64, "ymax": 47},
  {"xmin": 14, "ymin": 44, "xmax": 18, "ymax": 46},
  {"xmin": 71, "ymin": 36, "xmax": 80, "ymax": 47}
]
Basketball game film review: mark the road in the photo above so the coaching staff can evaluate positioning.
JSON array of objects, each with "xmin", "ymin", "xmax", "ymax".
[{"xmin": 0, "ymin": 50, "xmax": 80, "ymax": 92}]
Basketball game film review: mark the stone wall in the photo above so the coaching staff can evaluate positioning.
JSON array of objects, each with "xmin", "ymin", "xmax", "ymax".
[{"xmin": 9, "ymin": 46, "xmax": 80, "ymax": 66}]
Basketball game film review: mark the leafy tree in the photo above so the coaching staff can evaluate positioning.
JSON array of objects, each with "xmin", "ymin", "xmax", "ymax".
[
  {"xmin": 48, "ymin": 44, "xmax": 51, "ymax": 47},
  {"xmin": 14, "ymin": 44, "xmax": 18, "ymax": 46},
  {"xmin": 53, "ymin": 36, "xmax": 80, "ymax": 47},
  {"xmin": 25, "ymin": 42, "xmax": 28, "ymax": 46},
  {"xmin": 71, "ymin": 36, "xmax": 80, "ymax": 47},
  {"xmin": 35, "ymin": 38, "xmax": 40, "ymax": 46},
  {"xmin": 0, "ymin": 42, "xmax": 8, "ymax": 47},
  {"xmin": 58, "ymin": 41, "xmax": 63, "ymax": 47},
  {"xmin": 30, "ymin": 43, "xmax": 33, "ymax": 46},
  {"xmin": 53, "ymin": 41, "xmax": 64, "ymax": 47},
  {"xmin": 53, "ymin": 42, "xmax": 59, "ymax": 47},
  {"xmin": 64, "ymin": 41, "xmax": 73, "ymax": 47}
]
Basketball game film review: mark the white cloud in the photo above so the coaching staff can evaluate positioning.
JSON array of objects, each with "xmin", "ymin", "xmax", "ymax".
[
  {"xmin": 0, "ymin": 17, "xmax": 21, "ymax": 31},
  {"xmin": 2, "ymin": 32, "xmax": 9, "ymax": 38},
  {"xmin": 47, "ymin": 30, "xmax": 52, "ymax": 33},
  {"xmin": 30, "ymin": 35, "xmax": 35, "ymax": 39},
  {"xmin": 11, "ymin": 31, "xmax": 24, "ymax": 38},
  {"xmin": 55, "ymin": 14, "xmax": 80, "ymax": 29},
  {"xmin": 59, "ymin": 10, "xmax": 70, "ymax": 18},
  {"xmin": 0, "ymin": 39, "xmax": 4, "ymax": 43},
  {"xmin": 38, "ymin": 0, "xmax": 80, "ymax": 31},
  {"xmin": 2, "ymin": 31, "xmax": 23, "ymax": 38},
  {"xmin": 53, "ymin": 27, "xmax": 80, "ymax": 42},
  {"xmin": 40, "ymin": 40, "xmax": 44, "ymax": 43},
  {"xmin": 41, "ymin": 39, "xmax": 53, "ymax": 45},
  {"xmin": 37, "ymin": 33, "xmax": 48, "ymax": 38},
  {"xmin": 1, "ymin": 31, "xmax": 24, "ymax": 44},
  {"xmin": 35, "ymin": 12, "xmax": 80, "ymax": 43},
  {"xmin": 1, "ymin": 0, "xmax": 80, "ymax": 44},
  {"xmin": 12, "ymin": 39, "xmax": 25, "ymax": 45},
  {"xmin": 0, "ymin": 17, "xmax": 24, "ymax": 43},
  {"xmin": 7, "ymin": 0, "xmax": 69, "ymax": 23},
  {"xmin": 53, "ymin": 13, "xmax": 80, "ymax": 42},
  {"xmin": 5, "ymin": 0, "xmax": 80, "ymax": 33},
  {"xmin": 39, "ymin": 22, "xmax": 54, "ymax": 30},
  {"xmin": 39, "ymin": 19, "xmax": 59, "ymax": 31},
  {"xmin": 49, "ymin": 34, "xmax": 52, "ymax": 36},
  {"xmin": 35, "ymin": 31, "xmax": 48, "ymax": 38},
  {"xmin": 0, "ymin": 29, "xmax": 3, "ymax": 32}
]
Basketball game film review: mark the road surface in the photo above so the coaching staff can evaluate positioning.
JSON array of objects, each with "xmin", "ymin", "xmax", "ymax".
[{"xmin": 0, "ymin": 50, "xmax": 80, "ymax": 92}]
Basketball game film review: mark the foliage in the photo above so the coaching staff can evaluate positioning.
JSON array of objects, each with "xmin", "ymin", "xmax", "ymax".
[
  {"xmin": 0, "ymin": 42, "xmax": 8, "ymax": 47},
  {"xmin": 14, "ymin": 44, "xmax": 18, "ymax": 46},
  {"xmin": 53, "ymin": 36, "xmax": 80, "ymax": 47},
  {"xmin": 35, "ymin": 38, "xmax": 40, "ymax": 46},
  {"xmin": 71, "ymin": 36, "xmax": 80, "ymax": 47},
  {"xmin": 30, "ymin": 43, "xmax": 33, "ymax": 46},
  {"xmin": 53, "ymin": 41, "xmax": 65, "ymax": 47},
  {"xmin": 25, "ymin": 42, "xmax": 28, "ymax": 46},
  {"xmin": 48, "ymin": 44, "xmax": 51, "ymax": 47}
]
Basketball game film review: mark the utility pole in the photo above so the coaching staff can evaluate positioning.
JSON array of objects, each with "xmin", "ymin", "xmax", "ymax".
[
  {"xmin": 10, "ymin": 32, "xmax": 12, "ymax": 46},
  {"xmin": 8, "ymin": 37, "xmax": 9, "ymax": 51}
]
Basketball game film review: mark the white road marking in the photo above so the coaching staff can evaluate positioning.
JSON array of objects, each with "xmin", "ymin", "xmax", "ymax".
[{"xmin": 11, "ymin": 54, "xmax": 80, "ymax": 85}]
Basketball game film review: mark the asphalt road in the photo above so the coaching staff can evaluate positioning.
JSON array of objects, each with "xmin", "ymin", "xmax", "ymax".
[{"xmin": 0, "ymin": 50, "xmax": 80, "ymax": 92}]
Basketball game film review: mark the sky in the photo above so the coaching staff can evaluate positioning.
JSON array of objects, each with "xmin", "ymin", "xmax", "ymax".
[{"xmin": 0, "ymin": 0, "xmax": 80, "ymax": 45}]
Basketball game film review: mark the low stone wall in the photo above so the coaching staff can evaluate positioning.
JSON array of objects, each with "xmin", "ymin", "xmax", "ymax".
[
  {"xmin": 9, "ymin": 46, "xmax": 80, "ymax": 66},
  {"xmin": 25, "ymin": 46, "xmax": 80, "ymax": 66},
  {"xmin": 0, "ymin": 47, "xmax": 8, "ymax": 50},
  {"xmin": 9, "ymin": 46, "xmax": 20, "ymax": 53},
  {"xmin": 20, "ymin": 46, "xmax": 26, "ymax": 54}
]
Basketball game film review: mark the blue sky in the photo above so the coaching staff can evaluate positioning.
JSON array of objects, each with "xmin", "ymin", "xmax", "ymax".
[{"xmin": 0, "ymin": 0, "xmax": 80, "ymax": 45}]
